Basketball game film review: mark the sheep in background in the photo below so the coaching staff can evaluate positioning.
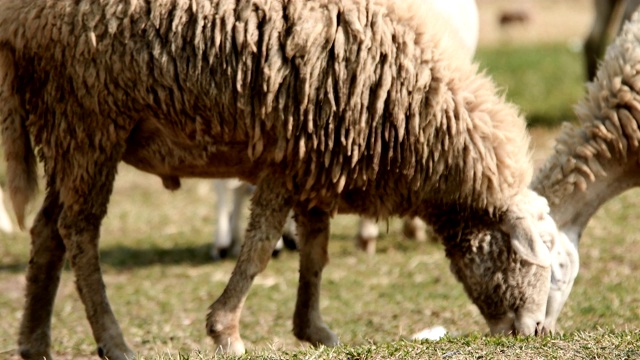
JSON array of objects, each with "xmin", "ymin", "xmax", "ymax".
[
  {"xmin": 0, "ymin": 0, "xmax": 558, "ymax": 358},
  {"xmin": 584, "ymin": 0, "xmax": 640, "ymax": 79},
  {"xmin": 212, "ymin": 179, "xmax": 297, "ymax": 260},
  {"xmin": 0, "ymin": 188, "xmax": 13, "ymax": 233},
  {"xmin": 356, "ymin": 0, "xmax": 479, "ymax": 253},
  {"xmin": 534, "ymin": 11, "xmax": 640, "ymax": 334}
]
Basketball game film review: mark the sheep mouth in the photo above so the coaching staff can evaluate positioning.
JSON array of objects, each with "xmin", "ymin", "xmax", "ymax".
[{"xmin": 488, "ymin": 314, "xmax": 545, "ymax": 337}]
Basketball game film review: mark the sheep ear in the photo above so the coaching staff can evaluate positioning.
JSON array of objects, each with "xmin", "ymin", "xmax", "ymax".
[{"xmin": 501, "ymin": 215, "xmax": 552, "ymax": 268}]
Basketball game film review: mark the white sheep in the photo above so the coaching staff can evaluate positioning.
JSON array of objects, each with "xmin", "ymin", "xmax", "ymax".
[
  {"xmin": 584, "ymin": 0, "xmax": 640, "ymax": 79},
  {"xmin": 355, "ymin": 0, "xmax": 479, "ymax": 253},
  {"xmin": 535, "ymin": 9, "xmax": 640, "ymax": 334},
  {"xmin": 0, "ymin": 0, "xmax": 558, "ymax": 358},
  {"xmin": 211, "ymin": 178, "xmax": 297, "ymax": 260}
]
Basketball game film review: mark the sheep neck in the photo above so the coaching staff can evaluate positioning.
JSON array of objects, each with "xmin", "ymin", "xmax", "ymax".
[{"xmin": 532, "ymin": 130, "xmax": 640, "ymax": 245}]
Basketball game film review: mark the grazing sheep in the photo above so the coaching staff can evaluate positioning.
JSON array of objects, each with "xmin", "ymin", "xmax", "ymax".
[
  {"xmin": 534, "ymin": 11, "xmax": 640, "ymax": 334},
  {"xmin": 0, "ymin": 0, "xmax": 558, "ymax": 358},
  {"xmin": 584, "ymin": 0, "xmax": 640, "ymax": 79},
  {"xmin": 212, "ymin": 178, "xmax": 297, "ymax": 260},
  {"xmin": 355, "ymin": 0, "xmax": 479, "ymax": 253},
  {"xmin": 0, "ymin": 187, "xmax": 14, "ymax": 233}
]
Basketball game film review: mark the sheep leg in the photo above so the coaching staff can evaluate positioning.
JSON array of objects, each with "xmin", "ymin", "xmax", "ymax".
[
  {"xmin": 584, "ymin": 0, "xmax": 618, "ymax": 79},
  {"xmin": 229, "ymin": 182, "xmax": 251, "ymax": 257},
  {"xmin": 56, "ymin": 163, "xmax": 133, "ymax": 360},
  {"xmin": 206, "ymin": 174, "xmax": 291, "ymax": 354},
  {"xmin": 402, "ymin": 217, "xmax": 428, "ymax": 242},
  {"xmin": 0, "ymin": 188, "xmax": 13, "ymax": 233},
  {"xmin": 212, "ymin": 179, "xmax": 235, "ymax": 260},
  {"xmin": 292, "ymin": 207, "xmax": 339, "ymax": 347},
  {"xmin": 18, "ymin": 190, "xmax": 65, "ymax": 360},
  {"xmin": 355, "ymin": 217, "xmax": 378, "ymax": 254}
]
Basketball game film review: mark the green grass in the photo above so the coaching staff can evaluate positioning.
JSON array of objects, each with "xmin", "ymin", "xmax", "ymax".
[
  {"xmin": 1, "ymin": 43, "xmax": 640, "ymax": 359},
  {"xmin": 476, "ymin": 43, "xmax": 586, "ymax": 127}
]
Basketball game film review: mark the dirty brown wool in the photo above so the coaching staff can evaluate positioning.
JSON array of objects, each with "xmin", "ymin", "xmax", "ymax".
[{"xmin": 0, "ymin": 0, "xmax": 556, "ymax": 359}]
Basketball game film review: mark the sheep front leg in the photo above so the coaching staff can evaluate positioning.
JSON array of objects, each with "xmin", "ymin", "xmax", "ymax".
[
  {"xmin": 293, "ymin": 207, "xmax": 339, "ymax": 347},
  {"xmin": 56, "ymin": 164, "xmax": 133, "ymax": 360},
  {"xmin": 206, "ymin": 174, "xmax": 292, "ymax": 354},
  {"xmin": 18, "ymin": 191, "xmax": 65, "ymax": 360}
]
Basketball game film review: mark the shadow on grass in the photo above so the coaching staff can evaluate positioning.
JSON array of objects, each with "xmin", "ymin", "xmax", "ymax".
[
  {"xmin": 0, "ymin": 262, "xmax": 27, "ymax": 273},
  {"xmin": 99, "ymin": 243, "xmax": 217, "ymax": 269},
  {"xmin": 0, "ymin": 243, "xmax": 228, "ymax": 273}
]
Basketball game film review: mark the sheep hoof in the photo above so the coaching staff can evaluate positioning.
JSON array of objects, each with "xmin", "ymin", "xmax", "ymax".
[
  {"xmin": 206, "ymin": 319, "xmax": 245, "ymax": 355},
  {"xmin": 295, "ymin": 324, "xmax": 340, "ymax": 348},
  {"xmin": 96, "ymin": 343, "xmax": 135, "ymax": 360},
  {"xmin": 19, "ymin": 347, "xmax": 52, "ymax": 360},
  {"xmin": 215, "ymin": 338, "xmax": 245, "ymax": 356}
]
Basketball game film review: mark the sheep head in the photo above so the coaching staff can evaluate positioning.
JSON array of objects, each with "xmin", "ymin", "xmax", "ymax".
[{"xmin": 441, "ymin": 190, "xmax": 557, "ymax": 336}]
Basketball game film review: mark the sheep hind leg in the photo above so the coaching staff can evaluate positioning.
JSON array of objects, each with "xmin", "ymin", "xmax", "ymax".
[
  {"xmin": 56, "ymin": 162, "xmax": 133, "ymax": 360},
  {"xmin": 292, "ymin": 207, "xmax": 339, "ymax": 347},
  {"xmin": 206, "ymin": 174, "xmax": 292, "ymax": 354},
  {"xmin": 18, "ymin": 189, "xmax": 65, "ymax": 360}
]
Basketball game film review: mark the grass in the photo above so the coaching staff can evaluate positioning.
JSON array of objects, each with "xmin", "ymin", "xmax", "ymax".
[
  {"xmin": 1, "ymin": 43, "xmax": 640, "ymax": 359},
  {"xmin": 476, "ymin": 43, "xmax": 586, "ymax": 127}
]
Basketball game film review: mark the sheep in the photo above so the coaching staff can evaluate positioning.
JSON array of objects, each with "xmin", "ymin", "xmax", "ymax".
[
  {"xmin": 0, "ymin": 0, "xmax": 558, "ymax": 358},
  {"xmin": 211, "ymin": 178, "xmax": 297, "ymax": 260},
  {"xmin": 534, "ymin": 10, "xmax": 640, "ymax": 334},
  {"xmin": 584, "ymin": 0, "xmax": 640, "ymax": 79},
  {"xmin": 0, "ymin": 187, "xmax": 14, "ymax": 233},
  {"xmin": 355, "ymin": 0, "xmax": 479, "ymax": 253}
]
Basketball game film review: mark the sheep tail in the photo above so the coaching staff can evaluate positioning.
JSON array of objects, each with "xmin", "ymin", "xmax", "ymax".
[{"xmin": 0, "ymin": 45, "xmax": 38, "ymax": 229}]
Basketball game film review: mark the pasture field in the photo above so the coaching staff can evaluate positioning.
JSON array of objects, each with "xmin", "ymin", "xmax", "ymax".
[{"xmin": 2, "ymin": 1, "xmax": 640, "ymax": 358}]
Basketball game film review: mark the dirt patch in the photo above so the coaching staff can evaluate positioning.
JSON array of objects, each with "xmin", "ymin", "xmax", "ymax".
[{"xmin": 478, "ymin": 0, "xmax": 594, "ymax": 47}]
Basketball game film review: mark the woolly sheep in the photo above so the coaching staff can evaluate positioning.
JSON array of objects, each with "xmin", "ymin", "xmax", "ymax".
[
  {"xmin": 534, "ymin": 10, "xmax": 640, "ymax": 334},
  {"xmin": 0, "ymin": 0, "xmax": 558, "ymax": 358},
  {"xmin": 584, "ymin": 0, "xmax": 640, "ymax": 79},
  {"xmin": 211, "ymin": 178, "xmax": 297, "ymax": 259},
  {"xmin": 355, "ymin": 0, "xmax": 479, "ymax": 253}
]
